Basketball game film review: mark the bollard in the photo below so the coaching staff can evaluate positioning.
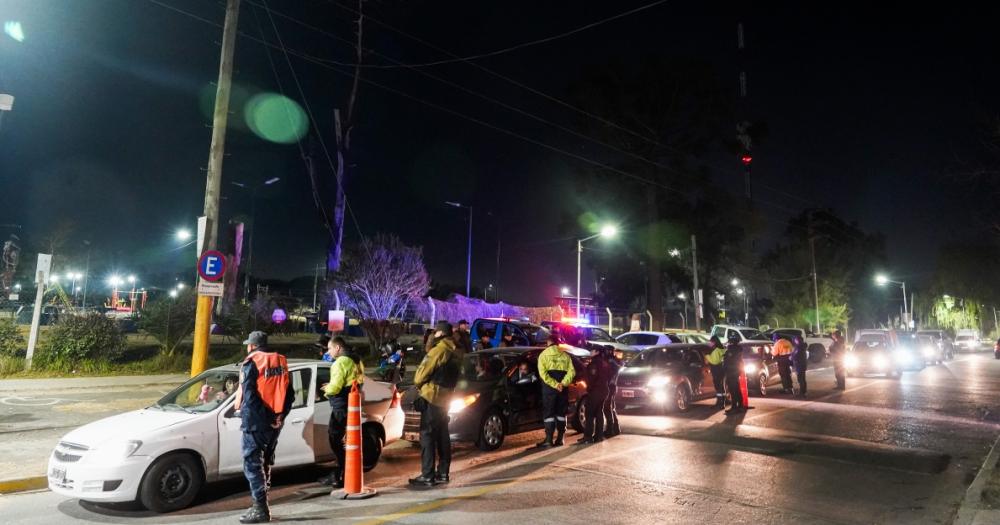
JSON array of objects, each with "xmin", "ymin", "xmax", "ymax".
[{"xmin": 332, "ymin": 381, "xmax": 377, "ymax": 499}]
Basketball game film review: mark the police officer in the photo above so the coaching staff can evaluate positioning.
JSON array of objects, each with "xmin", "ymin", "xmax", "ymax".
[
  {"xmin": 235, "ymin": 331, "xmax": 294, "ymax": 524},
  {"xmin": 705, "ymin": 336, "xmax": 727, "ymax": 409},
  {"xmin": 791, "ymin": 335, "xmax": 809, "ymax": 397},
  {"xmin": 772, "ymin": 334, "xmax": 794, "ymax": 394},
  {"xmin": 603, "ymin": 349, "xmax": 622, "ymax": 438},
  {"xmin": 830, "ymin": 330, "xmax": 846, "ymax": 390},
  {"xmin": 722, "ymin": 332, "xmax": 745, "ymax": 415},
  {"xmin": 578, "ymin": 346, "xmax": 613, "ymax": 444},
  {"xmin": 409, "ymin": 321, "xmax": 461, "ymax": 487},
  {"xmin": 455, "ymin": 319, "xmax": 473, "ymax": 355},
  {"xmin": 318, "ymin": 337, "xmax": 364, "ymax": 489},
  {"xmin": 537, "ymin": 333, "xmax": 576, "ymax": 448}
]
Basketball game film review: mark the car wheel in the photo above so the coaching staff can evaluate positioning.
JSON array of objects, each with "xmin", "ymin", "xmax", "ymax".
[
  {"xmin": 362, "ymin": 425, "xmax": 384, "ymax": 472},
  {"xmin": 571, "ymin": 397, "xmax": 587, "ymax": 433},
  {"xmin": 757, "ymin": 374, "xmax": 768, "ymax": 396},
  {"xmin": 476, "ymin": 410, "xmax": 506, "ymax": 451},
  {"xmin": 671, "ymin": 384, "xmax": 692, "ymax": 413},
  {"xmin": 138, "ymin": 453, "xmax": 203, "ymax": 513},
  {"xmin": 808, "ymin": 345, "xmax": 825, "ymax": 364}
]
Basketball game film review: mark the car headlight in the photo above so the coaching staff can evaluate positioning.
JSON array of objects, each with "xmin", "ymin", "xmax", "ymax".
[
  {"xmin": 744, "ymin": 363, "xmax": 758, "ymax": 374},
  {"xmin": 922, "ymin": 346, "xmax": 935, "ymax": 358},
  {"xmin": 872, "ymin": 355, "xmax": 888, "ymax": 369},
  {"xmin": 88, "ymin": 440, "xmax": 143, "ymax": 463},
  {"xmin": 844, "ymin": 354, "xmax": 859, "ymax": 368},
  {"xmin": 448, "ymin": 394, "xmax": 480, "ymax": 415},
  {"xmin": 895, "ymin": 352, "xmax": 912, "ymax": 364},
  {"xmin": 646, "ymin": 376, "xmax": 672, "ymax": 388}
]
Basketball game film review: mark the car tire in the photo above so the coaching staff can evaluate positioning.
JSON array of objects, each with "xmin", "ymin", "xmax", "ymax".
[
  {"xmin": 808, "ymin": 345, "xmax": 825, "ymax": 364},
  {"xmin": 476, "ymin": 410, "xmax": 506, "ymax": 451},
  {"xmin": 138, "ymin": 453, "xmax": 203, "ymax": 513},
  {"xmin": 362, "ymin": 425, "xmax": 384, "ymax": 472},
  {"xmin": 757, "ymin": 374, "xmax": 768, "ymax": 396},
  {"xmin": 670, "ymin": 384, "xmax": 692, "ymax": 413},
  {"xmin": 571, "ymin": 397, "xmax": 587, "ymax": 433}
]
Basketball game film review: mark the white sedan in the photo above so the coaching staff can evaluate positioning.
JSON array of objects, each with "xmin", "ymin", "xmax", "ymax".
[{"xmin": 47, "ymin": 359, "xmax": 404, "ymax": 512}]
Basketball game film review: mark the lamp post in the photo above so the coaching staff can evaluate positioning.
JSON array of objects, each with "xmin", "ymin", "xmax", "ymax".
[
  {"xmin": 445, "ymin": 201, "xmax": 473, "ymax": 297},
  {"xmin": 577, "ymin": 225, "xmax": 618, "ymax": 319},
  {"xmin": 875, "ymin": 274, "xmax": 908, "ymax": 328},
  {"xmin": 232, "ymin": 177, "xmax": 281, "ymax": 301},
  {"xmin": 678, "ymin": 293, "xmax": 688, "ymax": 329}
]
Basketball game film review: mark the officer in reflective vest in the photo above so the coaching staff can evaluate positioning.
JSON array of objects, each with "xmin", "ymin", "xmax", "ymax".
[
  {"xmin": 318, "ymin": 336, "xmax": 364, "ymax": 489},
  {"xmin": 704, "ymin": 336, "xmax": 727, "ymax": 409},
  {"xmin": 536, "ymin": 333, "xmax": 576, "ymax": 448},
  {"xmin": 235, "ymin": 331, "xmax": 294, "ymax": 524}
]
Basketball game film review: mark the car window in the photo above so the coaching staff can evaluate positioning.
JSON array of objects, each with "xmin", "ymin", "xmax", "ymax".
[
  {"xmin": 156, "ymin": 370, "xmax": 240, "ymax": 413},
  {"xmin": 476, "ymin": 321, "xmax": 497, "ymax": 340},
  {"xmin": 290, "ymin": 368, "xmax": 311, "ymax": 409},
  {"xmin": 631, "ymin": 347, "xmax": 683, "ymax": 367},
  {"xmin": 854, "ymin": 341, "xmax": 886, "ymax": 351},
  {"xmin": 859, "ymin": 334, "xmax": 888, "ymax": 344},
  {"xmin": 620, "ymin": 334, "xmax": 659, "ymax": 346},
  {"xmin": 739, "ymin": 329, "xmax": 765, "ymax": 340},
  {"xmin": 315, "ymin": 366, "xmax": 330, "ymax": 402},
  {"xmin": 711, "ymin": 326, "xmax": 725, "ymax": 339},
  {"xmin": 463, "ymin": 354, "xmax": 505, "ymax": 382},
  {"xmin": 586, "ymin": 328, "xmax": 615, "ymax": 343}
]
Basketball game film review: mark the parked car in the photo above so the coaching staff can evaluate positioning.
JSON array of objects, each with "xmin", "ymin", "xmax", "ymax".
[
  {"xmin": 916, "ymin": 329, "xmax": 955, "ymax": 360},
  {"xmin": 471, "ymin": 318, "xmax": 550, "ymax": 349},
  {"xmin": 765, "ymin": 327, "xmax": 832, "ymax": 364},
  {"xmin": 47, "ymin": 360, "xmax": 404, "ymax": 512},
  {"xmin": 994, "ymin": 338, "xmax": 1000, "ymax": 359},
  {"xmin": 400, "ymin": 346, "xmax": 590, "ymax": 451},
  {"xmin": 709, "ymin": 324, "xmax": 770, "ymax": 344},
  {"xmin": 615, "ymin": 331, "xmax": 682, "ymax": 351},
  {"xmin": 669, "ymin": 330, "xmax": 711, "ymax": 345}
]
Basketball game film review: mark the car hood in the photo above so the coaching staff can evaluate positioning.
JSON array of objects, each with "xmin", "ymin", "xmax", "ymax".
[{"xmin": 60, "ymin": 408, "xmax": 200, "ymax": 449}]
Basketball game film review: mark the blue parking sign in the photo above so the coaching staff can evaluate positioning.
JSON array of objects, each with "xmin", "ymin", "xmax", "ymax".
[{"xmin": 198, "ymin": 250, "xmax": 227, "ymax": 282}]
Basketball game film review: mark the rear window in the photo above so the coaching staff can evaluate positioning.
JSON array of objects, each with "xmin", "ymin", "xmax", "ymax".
[
  {"xmin": 585, "ymin": 328, "xmax": 614, "ymax": 343},
  {"xmin": 854, "ymin": 341, "xmax": 887, "ymax": 351},
  {"xmin": 956, "ymin": 335, "xmax": 974, "ymax": 341},
  {"xmin": 739, "ymin": 329, "xmax": 765, "ymax": 340}
]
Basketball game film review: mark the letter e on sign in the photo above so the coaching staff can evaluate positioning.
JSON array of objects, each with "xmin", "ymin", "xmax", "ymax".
[{"xmin": 198, "ymin": 250, "xmax": 227, "ymax": 282}]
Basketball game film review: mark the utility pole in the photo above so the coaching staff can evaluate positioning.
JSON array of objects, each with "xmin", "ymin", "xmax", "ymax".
[
  {"xmin": 691, "ymin": 234, "xmax": 701, "ymax": 331},
  {"xmin": 312, "ymin": 263, "xmax": 322, "ymax": 311},
  {"xmin": 808, "ymin": 214, "xmax": 821, "ymax": 333},
  {"xmin": 191, "ymin": 0, "xmax": 241, "ymax": 378}
]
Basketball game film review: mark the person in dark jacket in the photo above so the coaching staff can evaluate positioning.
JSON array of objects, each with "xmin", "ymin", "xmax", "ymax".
[
  {"xmin": 410, "ymin": 322, "xmax": 461, "ymax": 487},
  {"xmin": 829, "ymin": 330, "xmax": 846, "ymax": 390},
  {"xmin": 791, "ymin": 336, "xmax": 809, "ymax": 397},
  {"xmin": 722, "ymin": 333, "xmax": 745, "ymax": 415},
  {"xmin": 456, "ymin": 320, "xmax": 473, "ymax": 354},
  {"xmin": 578, "ymin": 346, "xmax": 615, "ymax": 444},
  {"xmin": 603, "ymin": 349, "xmax": 623, "ymax": 438}
]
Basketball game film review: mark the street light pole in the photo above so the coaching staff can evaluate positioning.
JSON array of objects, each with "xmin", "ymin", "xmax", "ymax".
[
  {"xmin": 576, "ymin": 225, "xmax": 618, "ymax": 320},
  {"xmin": 445, "ymin": 202, "xmax": 473, "ymax": 297}
]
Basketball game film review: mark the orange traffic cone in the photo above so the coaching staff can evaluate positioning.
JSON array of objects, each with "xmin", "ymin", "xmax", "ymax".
[
  {"xmin": 738, "ymin": 371, "xmax": 750, "ymax": 407},
  {"xmin": 332, "ymin": 381, "xmax": 377, "ymax": 500}
]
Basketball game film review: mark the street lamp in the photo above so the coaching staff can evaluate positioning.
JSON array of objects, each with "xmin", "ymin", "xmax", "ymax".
[
  {"xmin": 561, "ymin": 286, "xmax": 570, "ymax": 296},
  {"xmin": 232, "ymin": 177, "xmax": 282, "ymax": 301},
  {"xmin": 875, "ymin": 273, "xmax": 909, "ymax": 327},
  {"xmin": 169, "ymin": 289, "xmax": 178, "ymax": 298},
  {"xmin": 577, "ymin": 224, "xmax": 618, "ymax": 319},
  {"xmin": 731, "ymin": 278, "xmax": 740, "ymax": 287},
  {"xmin": 445, "ymin": 201, "xmax": 474, "ymax": 297},
  {"xmin": 668, "ymin": 248, "xmax": 681, "ymax": 258},
  {"xmin": 677, "ymin": 293, "xmax": 688, "ymax": 329},
  {"xmin": 176, "ymin": 283, "xmax": 185, "ymax": 290},
  {"xmin": 176, "ymin": 229, "xmax": 192, "ymax": 242}
]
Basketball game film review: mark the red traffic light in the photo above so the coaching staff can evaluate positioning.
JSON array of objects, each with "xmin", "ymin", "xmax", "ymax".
[{"xmin": 740, "ymin": 154, "xmax": 753, "ymax": 166}]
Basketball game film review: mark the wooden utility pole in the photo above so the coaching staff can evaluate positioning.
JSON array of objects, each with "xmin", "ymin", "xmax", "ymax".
[
  {"xmin": 809, "ymin": 213, "xmax": 822, "ymax": 333},
  {"xmin": 191, "ymin": 0, "xmax": 241, "ymax": 377}
]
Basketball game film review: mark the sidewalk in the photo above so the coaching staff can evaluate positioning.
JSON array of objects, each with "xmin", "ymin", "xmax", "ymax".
[{"xmin": 0, "ymin": 374, "xmax": 188, "ymax": 393}]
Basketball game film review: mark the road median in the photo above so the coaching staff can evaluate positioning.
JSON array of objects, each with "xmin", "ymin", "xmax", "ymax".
[{"xmin": 0, "ymin": 476, "xmax": 47, "ymax": 495}]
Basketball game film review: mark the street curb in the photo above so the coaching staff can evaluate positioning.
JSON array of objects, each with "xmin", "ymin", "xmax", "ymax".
[
  {"xmin": 0, "ymin": 476, "xmax": 47, "ymax": 495},
  {"xmin": 954, "ymin": 432, "xmax": 1000, "ymax": 525}
]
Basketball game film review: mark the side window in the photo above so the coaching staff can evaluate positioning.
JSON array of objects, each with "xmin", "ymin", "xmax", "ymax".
[
  {"xmin": 511, "ymin": 327, "xmax": 530, "ymax": 346},
  {"xmin": 478, "ymin": 321, "xmax": 497, "ymax": 340},
  {"xmin": 618, "ymin": 334, "xmax": 635, "ymax": 345},
  {"xmin": 291, "ymin": 369, "xmax": 312, "ymax": 409},
  {"xmin": 726, "ymin": 329, "xmax": 736, "ymax": 341},
  {"xmin": 315, "ymin": 367, "xmax": 330, "ymax": 402}
]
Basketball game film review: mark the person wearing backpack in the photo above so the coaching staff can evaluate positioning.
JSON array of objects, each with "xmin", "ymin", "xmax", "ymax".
[{"xmin": 409, "ymin": 321, "xmax": 461, "ymax": 487}]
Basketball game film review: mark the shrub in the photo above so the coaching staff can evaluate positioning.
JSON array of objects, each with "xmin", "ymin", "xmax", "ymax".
[
  {"xmin": 41, "ymin": 314, "xmax": 127, "ymax": 367},
  {"xmin": 0, "ymin": 318, "xmax": 25, "ymax": 357},
  {"xmin": 140, "ymin": 290, "xmax": 197, "ymax": 356}
]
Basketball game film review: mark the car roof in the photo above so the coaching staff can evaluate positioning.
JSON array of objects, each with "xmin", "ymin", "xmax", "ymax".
[
  {"xmin": 470, "ymin": 345, "xmax": 592, "ymax": 358},
  {"xmin": 477, "ymin": 318, "xmax": 542, "ymax": 328},
  {"xmin": 639, "ymin": 342, "xmax": 707, "ymax": 351},
  {"xmin": 207, "ymin": 359, "xmax": 330, "ymax": 373}
]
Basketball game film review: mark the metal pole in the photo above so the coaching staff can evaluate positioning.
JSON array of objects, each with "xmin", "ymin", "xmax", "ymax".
[
  {"xmin": 25, "ymin": 273, "xmax": 46, "ymax": 370},
  {"xmin": 244, "ymin": 187, "xmax": 256, "ymax": 302},
  {"xmin": 81, "ymin": 247, "xmax": 90, "ymax": 308},
  {"xmin": 901, "ymin": 281, "xmax": 908, "ymax": 327},
  {"xmin": 312, "ymin": 263, "xmax": 320, "ymax": 311},
  {"xmin": 691, "ymin": 235, "xmax": 700, "ymax": 331},
  {"xmin": 465, "ymin": 206, "xmax": 472, "ymax": 297},
  {"xmin": 576, "ymin": 239, "xmax": 583, "ymax": 319}
]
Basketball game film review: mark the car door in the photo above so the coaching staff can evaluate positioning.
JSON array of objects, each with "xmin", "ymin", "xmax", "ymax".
[
  {"xmin": 312, "ymin": 365, "xmax": 334, "ymax": 462},
  {"xmin": 507, "ymin": 355, "xmax": 543, "ymax": 431},
  {"xmin": 681, "ymin": 349, "xmax": 706, "ymax": 396}
]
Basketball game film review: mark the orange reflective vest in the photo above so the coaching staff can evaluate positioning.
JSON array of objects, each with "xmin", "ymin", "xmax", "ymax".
[
  {"xmin": 773, "ymin": 338, "xmax": 793, "ymax": 357},
  {"xmin": 234, "ymin": 351, "xmax": 290, "ymax": 415}
]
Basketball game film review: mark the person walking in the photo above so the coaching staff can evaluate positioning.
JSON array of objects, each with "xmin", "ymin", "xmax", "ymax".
[
  {"xmin": 705, "ymin": 336, "xmax": 727, "ymax": 409},
  {"xmin": 578, "ymin": 346, "xmax": 614, "ymax": 444},
  {"xmin": 772, "ymin": 335, "xmax": 795, "ymax": 394},
  {"xmin": 791, "ymin": 335, "xmax": 809, "ymax": 397},
  {"xmin": 536, "ymin": 334, "xmax": 576, "ymax": 448},
  {"xmin": 409, "ymin": 322, "xmax": 461, "ymax": 487},
  {"xmin": 318, "ymin": 337, "xmax": 364, "ymax": 489},
  {"xmin": 235, "ymin": 331, "xmax": 294, "ymax": 524},
  {"xmin": 829, "ymin": 330, "xmax": 847, "ymax": 390},
  {"xmin": 722, "ymin": 332, "xmax": 745, "ymax": 415},
  {"xmin": 603, "ymin": 348, "xmax": 623, "ymax": 438}
]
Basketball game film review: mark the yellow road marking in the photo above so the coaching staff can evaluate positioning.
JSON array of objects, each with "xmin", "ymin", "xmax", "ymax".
[{"xmin": 0, "ymin": 476, "xmax": 47, "ymax": 494}]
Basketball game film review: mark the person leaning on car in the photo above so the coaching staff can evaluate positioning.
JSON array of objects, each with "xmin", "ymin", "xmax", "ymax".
[
  {"xmin": 234, "ymin": 330, "xmax": 294, "ymax": 524},
  {"xmin": 409, "ymin": 321, "xmax": 461, "ymax": 487},
  {"xmin": 536, "ymin": 333, "xmax": 576, "ymax": 448},
  {"xmin": 578, "ymin": 346, "xmax": 614, "ymax": 444},
  {"xmin": 318, "ymin": 336, "xmax": 364, "ymax": 489},
  {"xmin": 772, "ymin": 335, "xmax": 795, "ymax": 394}
]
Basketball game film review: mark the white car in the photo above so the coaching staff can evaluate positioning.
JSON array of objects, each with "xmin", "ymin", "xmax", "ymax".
[
  {"xmin": 616, "ymin": 331, "xmax": 682, "ymax": 351},
  {"xmin": 47, "ymin": 359, "xmax": 404, "ymax": 512}
]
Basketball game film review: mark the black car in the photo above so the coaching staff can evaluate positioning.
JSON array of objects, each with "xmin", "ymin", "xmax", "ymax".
[{"xmin": 401, "ymin": 346, "xmax": 589, "ymax": 451}]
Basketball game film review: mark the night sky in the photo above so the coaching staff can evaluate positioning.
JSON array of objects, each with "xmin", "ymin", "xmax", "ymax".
[{"xmin": 1, "ymin": 0, "xmax": 998, "ymax": 305}]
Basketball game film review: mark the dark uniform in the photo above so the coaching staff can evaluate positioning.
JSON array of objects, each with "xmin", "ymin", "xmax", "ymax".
[
  {"xmin": 579, "ymin": 348, "xmax": 614, "ymax": 443},
  {"xmin": 537, "ymin": 343, "xmax": 576, "ymax": 447},
  {"xmin": 235, "ymin": 332, "xmax": 294, "ymax": 524},
  {"xmin": 722, "ymin": 339, "xmax": 745, "ymax": 414},
  {"xmin": 603, "ymin": 351, "xmax": 622, "ymax": 438},
  {"xmin": 830, "ymin": 333, "xmax": 846, "ymax": 390},
  {"xmin": 792, "ymin": 338, "xmax": 809, "ymax": 396}
]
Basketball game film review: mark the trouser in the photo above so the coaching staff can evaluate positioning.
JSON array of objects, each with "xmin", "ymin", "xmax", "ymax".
[
  {"xmin": 777, "ymin": 356, "xmax": 793, "ymax": 391},
  {"xmin": 242, "ymin": 428, "xmax": 280, "ymax": 505},
  {"xmin": 419, "ymin": 402, "xmax": 451, "ymax": 478},
  {"xmin": 710, "ymin": 365, "xmax": 726, "ymax": 406},
  {"xmin": 796, "ymin": 369, "xmax": 808, "ymax": 395},
  {"xmin": 603, "ymin": 384, "xmax": 619, "ymax": 435},
  {"xmin": 584, "ymin": 389, "xmax": 608, "ymax": 440},
  {"xmin": 833, "ymin": 360, "xmax": 846, "ymax": 389},
  {"xmin": 328, "ymin": 403, "xmax": 348, "ymax": 479},
  {"xmin": 542, "ymin": 385, "xmax": 569, "ymax": 440},
  {"xmin": 725, "ymin": 374, "xmax": 744, "ymax": 410}
]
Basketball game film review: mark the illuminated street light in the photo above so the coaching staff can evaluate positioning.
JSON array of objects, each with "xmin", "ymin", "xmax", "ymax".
[
  {"xmin": 677, "ymin": 292, "xmax": 687, "ymax": 300},
  {"xmin": 668, "ymin": 248, "xmax": 681, "ymax": 258},
  {"xmin": 169, "ymin": 290, "xmax": 178, "ymax": 298},
  {"xmin": 176, "ymin": 283, "xmax": 185, "ymax": 290},
  {"xmin": 107, "ymin": 276, "xmax": 122, "ymax": 287},
  {"xmin": 875, "ymin": 274, "xmax": 889, "ymax": 286},
  {"xmin": 731, "ymin": 278, "xmax": 740, "ymax": 287},
  {"xmin": 736, "ymin": 288, "xmax": 745, "ymax": 296},
  {"xmin": 127, "ymin": 275, "xmax": 136, "ymax": 285},
  {"xmin": 600, "ymin": 225, "xmax": 619, "ymax": 238},
  {"xmin": 875, "ymin": 273, "xmax": 909, "ymax": 326},
  {"xmin": 577, "ymin": 223, "xmax": 620, "ymax": 318},
  {"xmin": 176, "ymin": 229, "xmax": 192, "ymax": 242},
  {"xmin": 561, "ymin": 286, "xmax": 570, "ymax": 296}
]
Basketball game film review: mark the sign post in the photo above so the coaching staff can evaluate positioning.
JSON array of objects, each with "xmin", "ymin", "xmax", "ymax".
[
  {"xmin": 191, "ymin": 250, "xmax": 227, "ymax": 377},
  {"xmin": 25, "ymin": 254, "xmax": 52, "ymax": 370}
]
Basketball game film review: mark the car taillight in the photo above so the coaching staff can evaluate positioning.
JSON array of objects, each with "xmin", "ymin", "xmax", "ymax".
[{"xmin": 389, "ymin": 388, "xmax": 401, "ymax": 409}]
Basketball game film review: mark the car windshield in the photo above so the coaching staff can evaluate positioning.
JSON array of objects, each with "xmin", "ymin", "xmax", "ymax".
[
  {"xmin": 739, "ymin": 328, "xmax": 766, "ymax": 340},
  {"xmin": 956, "ymin": 335, "xmax": 974, "ymax": 341},
  {"xmin": 853, "ymin": 341, "xmax": 887, "ymax": 352},
  {"xmin": 858, "ymin": 334, "xmax": 889, "ymax": 344},
  {"xmin": 155, "ymin": 370, "xmax": 240, "ymax": 413},
  {"xmin": 521, "ymin": 324, "xmax": 551, "ymax": 345},
  {"xmin": 629, "ymin": 347, "xmax": 684, "ymax": 367},
  {"xmin": 619, "ymin": 333, "xmax": 660, "ymax": 346}
]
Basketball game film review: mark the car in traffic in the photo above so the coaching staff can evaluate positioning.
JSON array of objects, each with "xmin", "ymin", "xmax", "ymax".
[
  {"xmin": 994, "ymin": 338, "xmax": 1000, "ymax": 359},
  {"xmin": 911, "ymin": 334, "xmax": 947, "ymax": 364},
  {"xmin": 709, "ymin": 324, "xmax": 770, "ymax": 344},
  {"xmin": 916, "ymin": 329, "xmax": 955, "ymax": 360},
  {"xmin": 956, "ymin": 330, "xmax": 982, "ymax": 351},
  {"xmin": 400, "ymin": 346, "xmax": 590, "ymax": 451},
  {"xmin": 615, "ymin": 331, "xmax": 682, "ymax": 351},
  {"xmin": 47, "ymin": 360, "xmax": 404, "ymax": 512},
  {"xmin": 471, "ymin": 318, "xmax": 551, "ymax": 349}
]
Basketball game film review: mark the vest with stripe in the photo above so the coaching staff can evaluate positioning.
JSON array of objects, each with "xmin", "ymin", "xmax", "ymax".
[{"xmin": 235, "ymin": 350, "xmax": 290, "ymax": 417}]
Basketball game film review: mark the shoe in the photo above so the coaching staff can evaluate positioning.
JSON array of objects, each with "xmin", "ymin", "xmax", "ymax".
[
  {"xmin": 240, "ymin": 505, "xmax": 255, "ymax": 521},
  {"xmin": 434, "ymin": 474, "xmax": 450, "ymax": 484},
  {"xmin": 576, "ymin": 437, "xmax": 594, "ymax": 445},
  {"xmin": 593, "ymin": 437, "xmax": 605, "ymax": 443},
  {"xmin": 240, "ymin": 503, "xmax": 270, "ymax": 524},
  {"xmin": 317, "ymin": 472, "xmax": 339, "ymax": 486},
  {"xmin": 553, "ymin": 436, "xmax": 565, "ymax": 447},
  {"xmin": 408, "ymin": 475, "xmax": 436, "ymax": 487}
]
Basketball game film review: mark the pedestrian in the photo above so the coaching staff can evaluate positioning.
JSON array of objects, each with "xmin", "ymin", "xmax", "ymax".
[
  {"xmin": 455, "ymin": 319, "xmax": 473, "ymax": 355},
  {"xmin": 500, "ymin": 330, "xmax": 516, "ymax": 347},
  {"xmin": 772, "ymin": 335, "xmax": 794, "ymax": 394},
  {"xmin": 409, "ymin": 321, "xmax": 461, "ymax": 487},
  {"xmin": 578, "ymin": 346, "xmax": 614, "ymax": 444},
  {"xmin": 536, "ymin": 333, "xmax": 576, "ymax": 448},
  {"xmin": 723, "ymin": 332, "xmax": 745, "ymax": 415},
  {"xmin": 705, "ymin": 336, "xmax": 727, "ymax": 409},
  {"xmin": 791, "ymin": 335, "xmax": 809, "ymax": 397},
  {"xmin": 234, "ymin": 331, "xmax": 294, "ymax": 524},
  {"xmin": 318, "ymin": 337, "xmax": 364, "ymax": 489},
  {"xmin": 830, "ymin": 330, "xmax": 846, "ymax": 390},
  {"xmin": 603, "ymin": 348, "xmax": 623, "ymax": 438}
]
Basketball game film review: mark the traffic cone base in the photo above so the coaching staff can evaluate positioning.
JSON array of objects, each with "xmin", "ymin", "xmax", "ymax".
[
  {"xmin": 331, "ymin": 487, "xmax": 378, "ymax": 500},
  {"xmin": 335, "ymin": 381, "xmax": 378, "ymax": 500}
]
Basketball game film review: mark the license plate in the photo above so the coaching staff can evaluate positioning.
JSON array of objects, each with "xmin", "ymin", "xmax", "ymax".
[
  {"xmin": 620, "ymin": 389, "xmax": 635, "ymax": 398},
  {"xmin": 50, "ymin": 467, "xmax": 65, "ymax": 481},
  {"xmin": 403, "ymin": 432, "xmax": 420, "ymax": 441}
]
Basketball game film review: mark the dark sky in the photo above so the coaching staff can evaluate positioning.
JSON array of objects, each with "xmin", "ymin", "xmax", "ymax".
[{"xmin": 1, "ymin": 0, "xmax": 998, "ymax": 305}]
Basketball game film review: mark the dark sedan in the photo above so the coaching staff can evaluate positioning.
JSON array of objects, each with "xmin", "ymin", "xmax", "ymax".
[{"xmin": 401, "ymin": 346, "xmax": 589, "ymax": 451}]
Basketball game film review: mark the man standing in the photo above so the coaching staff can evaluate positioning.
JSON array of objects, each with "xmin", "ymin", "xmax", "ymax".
[
  {"xmin": 705, "ymin": 336, "xmax": 727, "ymax": 409},
  {"xmin": 772, "ymin": 335, "xmax": 794, "ymax": 394},
  {"xmin": 578, "ymin": 346, "xmax": 613, "ymax": 444},
  {"xmin": 318, "ymin": 337, "xmax": 364, "ymax": 489},
  {"xmin": 829, "ymin": 330, "xmax": 846, "ymax": 390},
  {"xmin": 791, "ymin": 335, "xmax": 809, "ymax": 397},
  {"xmin": 410, "ymin": 322, "xmax": 461, "ymax": 487},
  {"xmin": 722, "ymin": 333, "xmax": 745, "ymax": 415},
  {"xmin": 603, "ymin": 349, "xmax": 623, "ymax": 438},
  {"xmin": 456, "ymin": 319, "xmax": 473, "ymax": 355},
  {"xmin": 537, "ymin": 334, "xmax": 576, "ymax": 448},
  {"xmin": 235, "ymin": 331, "xmax": 293, "ymax": 524}
]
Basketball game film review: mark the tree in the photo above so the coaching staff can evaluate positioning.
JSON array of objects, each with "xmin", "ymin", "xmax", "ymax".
[
  {"xmin": 333, "ymin": 234, "xmax": 430, "ymax": 353},
  {"xmin": 140, "ymin": 290, "xmax": 197, "ymax": 356}
]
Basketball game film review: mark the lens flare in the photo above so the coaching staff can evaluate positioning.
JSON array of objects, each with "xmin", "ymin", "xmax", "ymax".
[{"xmin": 245, "ymin": 93, "xmax": 308, "ymax": 144}]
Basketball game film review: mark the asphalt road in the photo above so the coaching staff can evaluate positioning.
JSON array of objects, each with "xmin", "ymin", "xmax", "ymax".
[{"xmin": 3, "ymin": 354, "xmax": 1000, "ymax": 524}]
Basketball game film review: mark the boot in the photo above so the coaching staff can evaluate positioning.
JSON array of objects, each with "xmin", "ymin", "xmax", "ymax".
[
  {"xmin": 714, "ymin": 395, "xmax": 725, "ymax": 409},
  {"xmin": 536, "ymin": 422, "xmax": 554, "ymax": 448},
  {"xmin": 240, "ymin": 503, "xmax": 270, "ymax": 524},
  {"xmin": 553, "ymin": 422, "xmax": 566, "ymax": 446}
]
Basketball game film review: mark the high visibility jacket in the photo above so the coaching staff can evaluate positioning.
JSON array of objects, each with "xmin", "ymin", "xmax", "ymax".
[
  {"xmin": 323, "ymin": 354, "xmax": 364, "ymax": 399},
  {"xmin": 773, "ymin": 338, "xmax": 793, "ymax": 357},
  {"xmin": 705, "ymin": 345, "xmax": 726, "ymax": 365},
  {"xmin": 414, "ymin": 338, "xmax": 459, "ymax": 407},
  {"xmin": 235, "ymin": 349, "xmax": 291, "ymax": 431},
  {"xmin": 538, "ymin": 345, "xmax": 575, "ymax": 390}
]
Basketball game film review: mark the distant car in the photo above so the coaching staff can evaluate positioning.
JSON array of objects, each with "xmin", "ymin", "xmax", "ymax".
[
  {"xmin": 709, "ymin": 324, "xmax": 770, "ymax": 344},
  {"xmin": 671, "ymin": 331, "xmax": 711, "ymax": 345},
  {"xmin": 909, "ymin": 334, "xmax": 947, "ymax": 364},
  {"xmin": 400, "ymin": 346, "xmax": 590, "ymax": 451},
  {"xmin": 615, "ymin": 331, "xmax": 682, "ymax": 351},
  {"xmin": 471, "ymin": 318, "xmax": 551, "ymax": 349},
  {"xmin": 955, "ymin": 333, "xmax": 981, "ymax": 351},
  {"xmin": 545, "ymin": 321, "xmax": 638, "ymax": 360},
  {"xmin": 994, "ymin": 338, "xmax": 1000, "ymax": 359},
  {"xmin": 765, "ymin": 328, "xmax": 832, "ymax": 364},
  {"xmin": 47, "ymin": 360, "xmax": 404, "ymax": 512},
  {"xmin": 916, "ymin": 330, "xmax": 955, "ymax": 360},
  {"xmin": 846, "ymin": 340, "xmax": 902, "ymax": 377}
]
